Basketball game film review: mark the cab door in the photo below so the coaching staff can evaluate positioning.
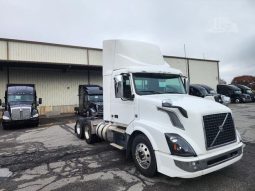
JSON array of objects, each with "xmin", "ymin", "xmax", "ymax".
[{"xmin": 110, "ymin": 74, "xmax": 135, "ymax": 126}]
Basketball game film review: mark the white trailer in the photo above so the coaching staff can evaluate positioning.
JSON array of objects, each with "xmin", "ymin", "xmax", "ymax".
[{"xmin": 75, "ymin": 40, "xmax": 244, "ymax": 178}]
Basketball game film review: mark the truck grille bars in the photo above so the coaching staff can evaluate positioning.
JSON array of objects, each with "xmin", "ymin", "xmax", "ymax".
[
  {"xmin": 203, "ymin": 113, "xmax": 236, "ymax": 150},
  {"xmin": 11, "ymin": 107, "xmax": 31, "ymax": 120}
]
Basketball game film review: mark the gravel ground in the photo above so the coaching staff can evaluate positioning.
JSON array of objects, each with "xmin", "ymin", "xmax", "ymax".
[{"xmin": 0, "ymin": 103, "xmax": 255, "ymax": 191}]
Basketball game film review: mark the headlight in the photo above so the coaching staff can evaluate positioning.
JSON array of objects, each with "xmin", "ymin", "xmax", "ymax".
[
  {"xmin": 165, "ymin": 133, "xmax": 196, "ymax": 157},
  {"xmin": 32, "ymin": 113, "xmax": 39, "ymax": 118},
  {"xmin": 3, "ymin": 115, "xmax": 10, "ymax": 120}
]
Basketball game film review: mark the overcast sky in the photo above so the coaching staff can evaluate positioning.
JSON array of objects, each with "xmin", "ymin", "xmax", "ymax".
[{"xmin": 0, "ymin": 0, "xmax": 254, "ymax": 82}]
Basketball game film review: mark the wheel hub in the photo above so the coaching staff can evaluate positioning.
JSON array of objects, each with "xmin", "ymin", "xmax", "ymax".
[{"xmin": 135, "ymin": 143, "xmax": 151, "ymax": 169}]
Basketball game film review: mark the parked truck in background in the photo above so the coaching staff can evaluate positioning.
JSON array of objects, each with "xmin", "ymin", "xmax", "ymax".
[
  {"xmin": 217, "ymin": 84, "xmax": 252, "ymax": 103},
  {"xmin": 75, "ymin": 40, "xmax": 244, "ymax": 178},
  {"xmin": 234, "ymin": 84, "xmax": 255, "ymax": 102},
  {"xmin": 74, "ymin": 85, "xmax": 103, "ymax": 139},
  {"xmin": 0, "ymin": 84, "xmax": 42, "ymax": 129},
  {"xmin": 193, "ymin": 84, "xmax": 231, "ymax": 105},
  {"xmin": 74, "ymin": 85, "xmax": 103, "ymax": 117}
]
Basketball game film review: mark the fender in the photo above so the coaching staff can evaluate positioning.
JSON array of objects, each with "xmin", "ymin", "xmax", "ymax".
[{"xmin": 126, "ymin": 120, "xmax": 170, "ymax": 153}]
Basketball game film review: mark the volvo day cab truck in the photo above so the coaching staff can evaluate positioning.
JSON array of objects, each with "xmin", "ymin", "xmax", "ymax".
[
  {"xmin": 0, "ymin": 84, "xmax": 42, "ymax": 129},
  {"xmin": 75, "ymin": 40, "xmax": 244, "ymax": 178}
]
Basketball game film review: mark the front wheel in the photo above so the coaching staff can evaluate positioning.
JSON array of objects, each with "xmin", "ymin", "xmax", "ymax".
[
  {"xmin": 132, "ymin": 134, "xmax": 157, "ymax": 177},
  {"xmin": 235, "ymin": 98, "xmax": 240, "ymax": 103}
]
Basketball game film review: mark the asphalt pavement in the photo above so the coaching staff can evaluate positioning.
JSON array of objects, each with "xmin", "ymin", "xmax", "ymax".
[{"xmin": 0, "ymin": 103, "xmax": 255, "ymax": 191}]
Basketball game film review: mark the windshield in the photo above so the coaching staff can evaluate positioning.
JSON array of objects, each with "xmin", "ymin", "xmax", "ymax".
[
  {"xmin": 133, "ymin": 73, "xmax": 186, "ymax": 95},
  {"xmin": 234, "ymin": 90, "xmax": 242, "ymax": 94},
  {"xmin": 199, "ymin": 87, "xmax": 209, "ymax": 96},
  {"xmin": 8, "ymin": 94, "xmax": 34, "ymax": 102},
  {"xmin": 88, "ymin": 95, "xmax": 103, "ymax": 102},
  {"xmin": 246, "ymin": 89, "xmax": 253, "ymax": 94}
]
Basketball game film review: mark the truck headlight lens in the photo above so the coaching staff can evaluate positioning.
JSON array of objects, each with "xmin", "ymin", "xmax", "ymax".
[
  {"xmin": 32, "ymin": 113, "xmax": 39, "ymax": 118},
  {"xmin": 3, "ymin": 115, "xmax": 10, "ymax": 120},
  {"xmin": 165, "ymin": 133, "xmax": 197, "ymax": 157},
  {"xmin": 31, "ymin": 109, "xmax": 39, "ymax": 118}
]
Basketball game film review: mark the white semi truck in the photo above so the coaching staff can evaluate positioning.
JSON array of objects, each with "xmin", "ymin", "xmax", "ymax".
[{"xmin": 75, "ymin": 40, "xmax": 244, "ymax": 178}]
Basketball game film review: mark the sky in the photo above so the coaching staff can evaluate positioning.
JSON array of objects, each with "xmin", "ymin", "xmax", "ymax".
[{"xmin": 0, "ymin": 0, "xmax": 254, "ymax": 83}]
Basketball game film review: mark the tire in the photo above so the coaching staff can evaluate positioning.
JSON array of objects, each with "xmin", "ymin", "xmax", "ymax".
[
  {"xmin": 235, "ymin": 98, "xmax": 240, "ymax": 103},
  {"xmin": 74, "ymin": 121, "xmax": 77, "ymax": 133},
  {"xmin": 132, "ymin": 134, "xmax": 157, "ymax": 177},
  {"xmin": 84, "ymin": 121, "xmax": 98, "ymax": 144},
  {"xmin": 76, "ymin": 120, "xmax": 84, "ymax": 139}
]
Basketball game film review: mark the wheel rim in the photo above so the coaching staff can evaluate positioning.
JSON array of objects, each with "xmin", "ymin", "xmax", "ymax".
[
  {"xmin": 135, "ymin": 143, "xmax": 151, "ymax": 169},
  {"xmin": 77, "ymin": 123, "xmax": 81, "ymax": 135},
  {"xmin": 236, "ymin": 99, "xmax": 240, "ymax": 103},
  {"xmin": 85, "ymin": 125, "xmax": 90, "ymax": 140}
]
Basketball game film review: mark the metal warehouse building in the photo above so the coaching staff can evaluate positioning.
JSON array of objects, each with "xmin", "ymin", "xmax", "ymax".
[{"xmin": 0, "ymin": 38, "xmax": 220, "ymax": 116}]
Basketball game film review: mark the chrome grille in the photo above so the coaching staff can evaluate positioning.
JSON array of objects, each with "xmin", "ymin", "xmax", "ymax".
[
  {"xmin": 11, "ymin": 107, "xmax": 31, "ymax": 120},
  {"xmin": 203, "ymin": 113, "xmax": 236, "ymax": 150}
]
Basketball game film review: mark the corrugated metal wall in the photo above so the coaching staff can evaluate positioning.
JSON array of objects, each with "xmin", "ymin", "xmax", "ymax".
[
  {"xmin": 88, "ymin": 50, "xmax": 102, "ymax": 66},
  {"xmin": 189, "ymin": 60, "xmax": 219, "ymax": 89},
  {"xmin": 0, "ymin": 69, "xmax": 7, "ymax": 100},
  {"xmin": 0, "ymin": 41, "xmax": 7, "ymax": 60},
  {"xmin": 8, "ymin": 42, "xmax": 88, "ymax": 65},
  {"xmin": 164, "ymin": 57, "xmax": 188, "ymax": 76}
]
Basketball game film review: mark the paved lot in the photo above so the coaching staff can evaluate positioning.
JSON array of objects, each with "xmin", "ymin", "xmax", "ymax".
[{"xmin": 0, "ymin": 103, "xmax": 255, "ymax": 191}]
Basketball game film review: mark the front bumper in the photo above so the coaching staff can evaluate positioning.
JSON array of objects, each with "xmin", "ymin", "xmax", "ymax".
[
  {"xmin": 155, "ymin": 142, "xmax": 244, "ymax": 178},
  {"xmin": 242, "ymin": 97, "xmax": 252, "ymax": 103},
  {"xmin": 2, "ymin": 117, "xmax": 39, "ymax": 126}
]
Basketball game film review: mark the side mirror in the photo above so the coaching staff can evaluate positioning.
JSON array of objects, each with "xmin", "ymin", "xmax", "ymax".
[
  {"xmin": 125, "ymin": 94, "xmax": 135, "ymax": 101},
  {"xmin": 182, "ymin": 76, "xmax": 189, "ymax": 94},
  {"xmin": 38, "ymin": 98, "xmax": 42, "ymax": 105}
]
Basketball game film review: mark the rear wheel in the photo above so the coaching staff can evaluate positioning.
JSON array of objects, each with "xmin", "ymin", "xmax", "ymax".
[
  {"xmin": 76, "ymin": 120, "xmax": 84, "ymax": 139},
  {"xmin": 132, "ymin": 134, "xmax": 157, "ymax": 177},
  {"xmin": 84, "ymin": 121, "xmax": 98, "ymax": 144}
]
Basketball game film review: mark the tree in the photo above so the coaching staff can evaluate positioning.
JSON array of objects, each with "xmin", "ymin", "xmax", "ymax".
[{"xmin": 231, "ymin": 75, "xmax": 255, "ymax": 90}]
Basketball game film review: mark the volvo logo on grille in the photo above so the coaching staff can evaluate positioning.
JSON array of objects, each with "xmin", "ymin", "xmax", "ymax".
[
  {"xmin": 210, "ymin": 113, "xmax": 229, "ymax": 147},
  {"xmin": 219, "ymin": 125, "xmax": 224, "ymax": 132}
]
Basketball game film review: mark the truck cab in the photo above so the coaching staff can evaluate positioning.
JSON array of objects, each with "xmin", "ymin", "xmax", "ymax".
[
  {"xmin": 234, "ymin": 84, "xmax": 255, "ymax": 102},
  {"xmin": 189, "ymin": 84, "xmax": 217, "ymax": 102},
  {"xmin": 75, "ymin": 85, "xmax": 103, "ymax": 117},
  {"xmin": 217, "ymin": 84, "xmax": 251, "ymax": 103},
  {"xmin": 1, "ymin": 84, "xmax": 42, "ymax": 129},
  {"xmin": 76, "ymin": 40, "xmax": 243, "ymax": 178}
]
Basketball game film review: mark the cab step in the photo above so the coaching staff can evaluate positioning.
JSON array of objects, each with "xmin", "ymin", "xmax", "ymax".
[{"xmin": 110, "ymin": 143, "xmax": 124, "ymax": 150}]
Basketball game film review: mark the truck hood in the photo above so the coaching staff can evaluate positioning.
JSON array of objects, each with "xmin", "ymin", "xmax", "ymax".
[
  {"xmin": 136, "ymin": 94, "xmax": 233, "ymax": 155},
  {"xmin": 139, "ymin": 94, "xmax": 230, "ymax": 115}
]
